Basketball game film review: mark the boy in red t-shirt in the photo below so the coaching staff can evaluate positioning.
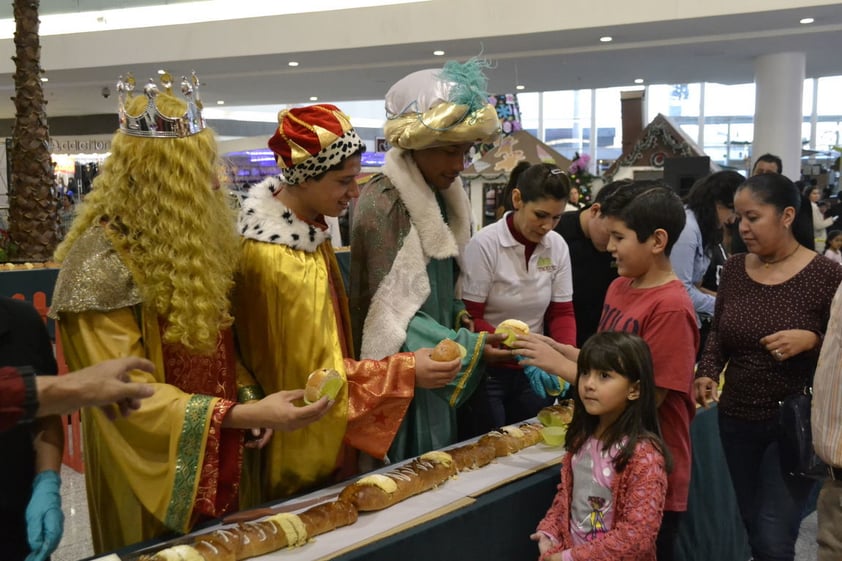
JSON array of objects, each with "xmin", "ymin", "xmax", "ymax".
[{"xmin": 515, "ymin": 182, "xmax": 698, "ymax": 561}]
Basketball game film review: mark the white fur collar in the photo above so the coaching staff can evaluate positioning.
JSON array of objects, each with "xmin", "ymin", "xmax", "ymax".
[
  {"xmin": 359, "ymin": 149, "xmax": 472, "ymax": 360},
  {"xmin": 383, "ymin": 148, "xmax": 471, "ymax": 262},
  {"xmin": 238, "ymin": 176, "xmax": 330, "ymax": 253}
]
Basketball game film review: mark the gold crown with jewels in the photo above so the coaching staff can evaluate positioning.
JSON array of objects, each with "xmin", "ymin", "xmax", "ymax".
[{"xmin": 117, "ymin": 71, "xmax": 205, "ymax": 138}]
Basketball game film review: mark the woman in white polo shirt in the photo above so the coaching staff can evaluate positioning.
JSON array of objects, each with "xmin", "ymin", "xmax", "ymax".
[{"xmin": 460, "ymin": 163, "xmax": 575, "ymax": 430}]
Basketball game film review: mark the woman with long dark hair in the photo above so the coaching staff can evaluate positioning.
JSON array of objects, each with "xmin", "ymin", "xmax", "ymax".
[
  {"xmin": 460, "ymin": 163, "xmax": 575, "ymax": 432},
  {"xmin": 669, "ymin": 171, "xmax": 742, "ymax": 327}
]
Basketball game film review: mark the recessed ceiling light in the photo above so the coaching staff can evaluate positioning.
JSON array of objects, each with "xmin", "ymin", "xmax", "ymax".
[
  {"xmin": 157, "ymin": 69, "xmax": 166, "ymax": 75},
  {"xmin": 800, "ymin": 17, "xmax": 814, "ymax": 24},
  {"xmin": 634, "ymin": 78, "xmax": 644, "ymax": 84},
  {"xmin": 40, "ymin": 77, "xmax": 48, "ymax": 82},
  {"xmin": 516, "ymin": 85, "xmax": 525, "ymax": 90},
  {"xmin": 309, "ymin": 96, "xmax": 319, "ymax": 101},
  {"xmin": 599, "ymin": 36, "xmax": 613, "ymax": 43},
  {"xmin": 288, "ymin": 61, "xmax": 299, "ymax": 67},
  {"xmin": 433, "ymin": 50, "xmax": 445, "ymax": 56},
  {"xmin": 217, "ymin": 100, "xmax": 224, "ymax": 105}
]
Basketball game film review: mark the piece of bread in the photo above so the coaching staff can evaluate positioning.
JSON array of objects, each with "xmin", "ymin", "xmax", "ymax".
[
  {"xmin": 301, "ymin": 499, "xmax": 358, "ymax": 536},
  {"xmin": 239, "ymin": 518, "xmax": 292, "ymax": 559},
  {"xmin": 446, "ymin": 442, "xmax": 497, "ymax": 471},
  {"xmin": 193, "ymin": 529, "xmax": 240, "ymax": 561},
  {"xmin": 430, "ymin": 339, "xmax": 464, "ymax": 362},
  {"xmin": 303, "ymin": 368, "xmax": 344, "ymax": 404},
  {"xmin": 537, "ymin": 401, "xmax": 574, "ymax": 427},
  {"xmin": 515, "ymin": 422, "xmax": 545, "ymax": 447},
  {"xmin": 339, "ymin": 452, "xmax": 456, "ymax": 512},
  {"xmin": 495, "ymin": 319, "xmax": 530, "ymax": 347},
  {"xmin": 141, "ymin": 545, "xmax": 205, "ymax": 561},
  {"xmin": 478, "ymin": 426, "xmax": 527, "ymax": 457}
]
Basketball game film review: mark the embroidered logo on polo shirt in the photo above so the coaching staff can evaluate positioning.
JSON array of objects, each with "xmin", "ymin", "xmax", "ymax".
[{"xmin": 537, "ymin": 257, "xmax": 556, "ymax": 272}]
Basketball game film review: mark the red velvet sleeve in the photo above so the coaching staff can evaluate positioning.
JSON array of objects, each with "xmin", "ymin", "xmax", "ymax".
[
  {"xmin": 463, "ymin": 299, "xmax": 497, "ymax": 333},
  {"xmin": 0, "ymin": 366, "xmax": 27, "ymax": 431},
  {"xmin": 545, "ymin": 301, "xmax": 577, "ymax": 345}
]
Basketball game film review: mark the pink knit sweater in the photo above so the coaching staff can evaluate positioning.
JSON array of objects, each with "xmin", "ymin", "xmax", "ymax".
[{"xmin": 536, "ymin": 440, "xmax": 668, "ymax": 561}]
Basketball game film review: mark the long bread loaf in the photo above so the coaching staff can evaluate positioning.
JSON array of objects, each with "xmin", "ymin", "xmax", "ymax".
[{"xmin": 338, "ymin": 451, "xmax": 456, "ymax": 512}]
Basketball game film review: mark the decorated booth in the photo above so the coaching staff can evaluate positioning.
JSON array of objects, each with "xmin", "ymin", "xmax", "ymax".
[
  {"xmin": 604, "ymin": 113, "xmax": 718, "ymax": 183},
  {"xmin": 462, "ymin": 130, "xmax": 573, "ymax": 228}
]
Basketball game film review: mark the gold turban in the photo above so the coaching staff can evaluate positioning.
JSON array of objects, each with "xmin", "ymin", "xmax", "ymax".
[{"xmin": 384, "ymin": 65, "xmax": 501, "ymax": 150}]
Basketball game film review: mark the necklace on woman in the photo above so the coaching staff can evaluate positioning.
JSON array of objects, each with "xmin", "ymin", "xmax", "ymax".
[{"xmin": 759, "ymin": 243, "xmax": 801, "ymax": 268}]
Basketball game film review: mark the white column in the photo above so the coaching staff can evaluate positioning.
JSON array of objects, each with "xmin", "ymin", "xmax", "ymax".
[
  {"xmin": 697, "ymin": 82, "xmax": 705, "ymax": 149},
  {"xmin": 809, "ymin": 78, "xmax": 818, "ymax": 149},
  {"xmin": 589, "ymin": 88, "xmax": 597, "ymax": 173},
  {"xmin": 753, "ymin": 52, "xmax": 805, "ymax": 181}
]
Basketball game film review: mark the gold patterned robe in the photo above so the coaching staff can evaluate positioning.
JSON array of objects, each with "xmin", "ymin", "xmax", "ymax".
[
  {"xmin": 50, "ymin": 227, "xmax": 256, "ymax": 553},
  {"xmin": 234, "ymin": 177, "xmax": 415, "ymax": 501}
]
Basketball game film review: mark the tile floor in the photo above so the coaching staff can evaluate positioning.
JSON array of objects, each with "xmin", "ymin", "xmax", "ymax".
[{"xmin": 53, "ymin": 462, "xmax": 820, "ymax": 561}]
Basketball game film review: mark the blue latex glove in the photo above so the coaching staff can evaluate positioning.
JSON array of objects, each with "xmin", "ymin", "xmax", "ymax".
[
  {"xmin": 516, "ymin": 356, "xmax": 568, "ymax": 399},
  {"xmin": 25, "ymin": 470, "xmax": 64, "ymax": 561}
]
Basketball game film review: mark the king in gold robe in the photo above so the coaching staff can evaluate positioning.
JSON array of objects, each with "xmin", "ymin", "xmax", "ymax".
[
  {"xmin": 49, "ymin": 89, "xmax": 257, "ymax": 553},
  {"xmin": 51, "ymin": 228, "xmax": 257, "ymax": 552},
  {"xmin": 234, "ymin": 177, "xmax": 416, "ymax": 501}
]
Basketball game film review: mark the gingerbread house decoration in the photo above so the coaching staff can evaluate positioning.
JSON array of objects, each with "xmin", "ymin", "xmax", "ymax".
[
  {"xmin": 604, "ymin": 113, "xmax": 710, "ymax": 179},
  {"xmin": 462, "ymin": 130, "xmax": 572, "ymax": 180}
]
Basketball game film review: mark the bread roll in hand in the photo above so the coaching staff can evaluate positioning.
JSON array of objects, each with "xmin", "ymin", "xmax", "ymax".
[
  {"xmin": 303, "ymin": 368, "xmax": 344, "ymax": 404},
  {"xmin": 494, "ymin": 319, "xmax": 530, "ymax": 347},
  {"xmin": 430, "ymin": 339, "xmax": 466, "ymax": 362}
]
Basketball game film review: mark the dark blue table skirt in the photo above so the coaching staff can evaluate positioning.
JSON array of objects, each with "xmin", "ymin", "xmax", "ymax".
[{"xmin": 676, "ymin": 404, "xmax": 751, "ymax": 561}]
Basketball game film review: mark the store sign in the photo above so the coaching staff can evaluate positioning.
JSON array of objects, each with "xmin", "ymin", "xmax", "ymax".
[{"xmin": 50, "ymin": 137, "xmax": 111, "ymax": 153}]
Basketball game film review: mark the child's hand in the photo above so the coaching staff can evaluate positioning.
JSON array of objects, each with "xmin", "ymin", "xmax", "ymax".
[
  {"xmin": 530, "ymin": 532, "xmax": 560, "ymax": 559},
  {"xmin": 513, "ymin": 334, "xmax": 576, "ymax": 383}
]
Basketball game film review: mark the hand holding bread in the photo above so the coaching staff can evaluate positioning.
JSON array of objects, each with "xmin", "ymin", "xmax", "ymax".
[
  {"xmin": 511, "ymin": 332, "xmax": 577, "ymax": 383},
  {"xmin": 414, "ymin": 343, "xmax": 462, "ymax": 389},
  {"xmin": 222, "ymin": 390, "xmax": 332, "ymax": 433}
]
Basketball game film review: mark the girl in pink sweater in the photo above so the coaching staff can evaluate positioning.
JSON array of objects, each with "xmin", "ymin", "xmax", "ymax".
[{"xmin": 531, "ymin": 332, "xmax": 671, "ymax": 561}]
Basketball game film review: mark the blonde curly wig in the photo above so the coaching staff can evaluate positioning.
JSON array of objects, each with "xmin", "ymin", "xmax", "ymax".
[{"xmin": 56, "ymin": 93, "xmax": 239, "ymax": 353}]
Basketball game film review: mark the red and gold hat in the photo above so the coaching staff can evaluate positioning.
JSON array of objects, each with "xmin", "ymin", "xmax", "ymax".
[{"xmin": 267, "ymin": 104, "xmax": 365, "ymax": 185}]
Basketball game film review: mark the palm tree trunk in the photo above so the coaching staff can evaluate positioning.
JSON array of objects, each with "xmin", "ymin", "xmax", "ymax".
[{"xmin": 8, "ymin": 0, "xmax": 59, "ymax": 262}]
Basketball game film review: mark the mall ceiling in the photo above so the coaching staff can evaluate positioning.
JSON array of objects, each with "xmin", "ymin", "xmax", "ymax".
[{"xmin": 1, "ymin": 3, "xmax": 842, "ymax": 119}]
